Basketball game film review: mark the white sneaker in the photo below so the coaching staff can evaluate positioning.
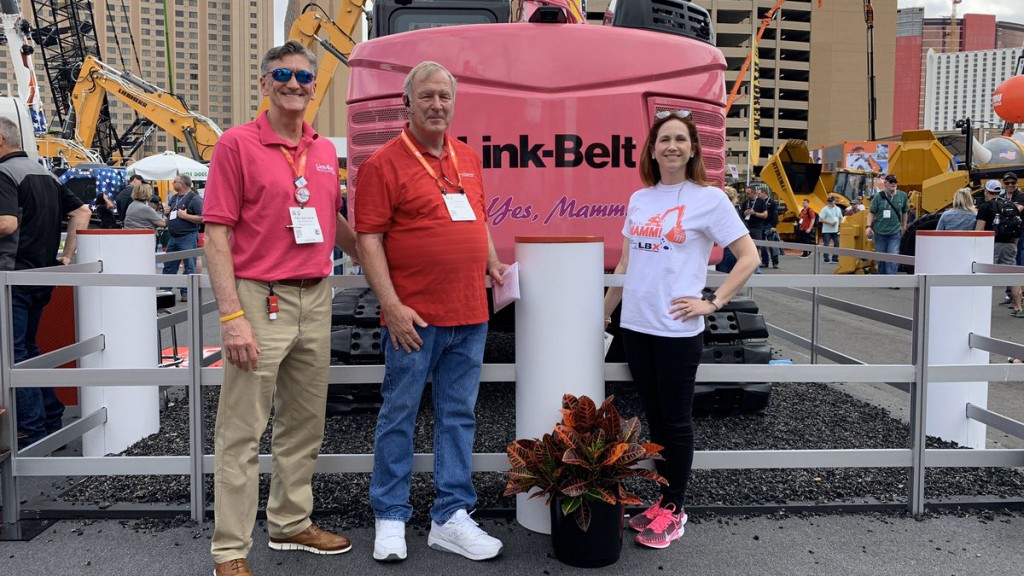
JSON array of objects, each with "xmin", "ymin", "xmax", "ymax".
[
  {"xmin": 373, "ymin": 519, "xmax": 407, "ymax": 562},
  {"xmin": 427, "ymin": 509, "xmax": 503, "ymax": 561}
]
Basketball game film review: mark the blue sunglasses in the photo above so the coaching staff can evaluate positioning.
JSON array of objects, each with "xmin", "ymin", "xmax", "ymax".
[{"xmin": 267, "ymin": 68, "xmax": 315, "ymax": 85}]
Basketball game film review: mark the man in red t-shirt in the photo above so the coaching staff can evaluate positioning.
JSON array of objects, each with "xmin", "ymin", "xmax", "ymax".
[{"xmin": 355, "ymin": 61, "xmax": 508, "ymax": 563}]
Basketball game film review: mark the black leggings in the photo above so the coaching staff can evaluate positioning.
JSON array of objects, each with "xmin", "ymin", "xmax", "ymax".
[{"xmin": 620, "ymin": 328, "xmax": 703, "ymax": 509}]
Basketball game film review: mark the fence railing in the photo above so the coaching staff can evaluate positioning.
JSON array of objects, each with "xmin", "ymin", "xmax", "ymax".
[{"xmin": 2, "ymin": 241, "xmax": 1024, "ymax": 524}]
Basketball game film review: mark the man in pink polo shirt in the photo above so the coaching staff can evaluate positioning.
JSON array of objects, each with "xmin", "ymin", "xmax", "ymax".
[{"xmin": 202, "ymin": 41, "xmax": 357, "ymax": 576}]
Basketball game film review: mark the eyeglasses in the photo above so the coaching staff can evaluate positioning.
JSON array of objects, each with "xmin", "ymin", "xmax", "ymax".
[
  {"xmin": 266, "ymin": 68, "xmax": 316, "ymax": 85},
  {"xmin": 655, "ymin": 110, "xmax": 692, "ymax": 120}
]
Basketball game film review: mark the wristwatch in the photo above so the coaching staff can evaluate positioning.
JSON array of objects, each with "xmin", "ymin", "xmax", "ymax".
[{"xmin": 702, "ymin": 292, "xmax": 720, "ymax": 310}]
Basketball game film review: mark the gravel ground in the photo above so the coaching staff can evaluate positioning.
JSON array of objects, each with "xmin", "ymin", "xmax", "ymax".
[{"xmin": 57, "ymin": 375, "xmax": 1024, "ymax": 530}]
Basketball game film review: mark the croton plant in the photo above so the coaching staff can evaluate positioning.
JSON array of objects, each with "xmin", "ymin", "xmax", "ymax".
[{"xmin": 503, "ymin": 394, "xmax": 667, "ymax": 531}]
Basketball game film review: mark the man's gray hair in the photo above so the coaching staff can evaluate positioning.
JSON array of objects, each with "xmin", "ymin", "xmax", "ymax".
[
  {"xmin": 177, "ymin": 174, "xmax": 193, "ymax": 189},
  {"xmin": 260, "ymin": 40, "xmax": 318, "ymax": 76},
  {"xmin": 0, "ymin": 116, "xmax": 23, "ymax": 150},
  {"xmin": 403, "ymin": 61, "xmax": 457, "ymax": 103}
]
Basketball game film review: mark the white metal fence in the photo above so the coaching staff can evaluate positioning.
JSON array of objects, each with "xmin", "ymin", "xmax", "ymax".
[{"xmin": 2, "ymin": 240, "xmax": 1024, "ymax": 524}]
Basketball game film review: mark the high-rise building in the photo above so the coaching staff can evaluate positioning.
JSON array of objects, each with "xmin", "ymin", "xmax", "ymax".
[
  {"xmin": 592, "ymin": 0, "xmax": 895, "ymax": 179},
  {"xmin": 924, "ymin": 47, "xmax": 1022, "ymax": 133},
  {"xmin": 894, "ymin": 9, "xmax": 1024, "ymax": 135},
  {"xmin": 0, "ymin": 1, "xmax": 273, "ymax": 161}
]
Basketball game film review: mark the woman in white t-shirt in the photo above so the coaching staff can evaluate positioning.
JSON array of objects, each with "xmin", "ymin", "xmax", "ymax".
[{"xmin": 603, "ymin": 111, "xmax": 759, "ymax": 549}]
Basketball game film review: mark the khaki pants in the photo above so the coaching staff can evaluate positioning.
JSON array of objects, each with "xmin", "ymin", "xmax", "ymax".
[{"xmin": 210, "ymin": 278, "xmax": 332, "ymax": 563}]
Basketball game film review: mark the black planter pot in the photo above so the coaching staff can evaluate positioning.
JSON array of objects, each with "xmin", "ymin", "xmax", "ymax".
[{"xmin": 550, "ymin": 496, "xmax": 624, "ymax": 568}]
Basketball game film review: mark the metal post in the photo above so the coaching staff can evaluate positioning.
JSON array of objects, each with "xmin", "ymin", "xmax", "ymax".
[
  {"xmin": 908, "ymin": 274, "xmax": 929, "ymax": 515},
  {"xmin": 810, "ymin": 248, "xmax": 820, "ymax": 364},
  {"xmin": 187, "ymin": 274, "xmax": 205, "ymax": 522},
  {"xmin": 0, "ymin": 274, "xmax": 19, "ymax": 524}
]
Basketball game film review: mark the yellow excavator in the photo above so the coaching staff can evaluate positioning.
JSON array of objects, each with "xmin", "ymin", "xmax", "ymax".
[
  {"xmin": 67, "ymin": 56, "xmax": 223, "ymax": 164},
  {"xmin": 257, "ymin": 0, "xmax": 367, "ymax": 126}
]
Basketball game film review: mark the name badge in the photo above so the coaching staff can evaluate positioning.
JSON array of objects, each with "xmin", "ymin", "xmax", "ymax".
[
  {"xmin": 443, "ymin": 193, "xmax": 477, "ymax": 221},
  {"xmin": 883, "ymin": 209, "xmax": 891, "ymax": 219},
  {"xmin": 289, "ymin": 207, "xmax": 324, "ymax": 244},
  {"xmin": 169, "ymin": 211, "xmax": 177, "ymax": 220}
]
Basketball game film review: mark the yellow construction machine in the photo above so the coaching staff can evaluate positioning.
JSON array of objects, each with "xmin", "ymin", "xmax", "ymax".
[{"xmin": 759, "ymin": 140, "xmax": 880, "ymax": 273}]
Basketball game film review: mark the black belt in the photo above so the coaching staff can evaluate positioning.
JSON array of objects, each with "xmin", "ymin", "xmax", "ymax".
[{"xmin": 274, "ymin": 277, "xmax": 324, "ymax": 288}]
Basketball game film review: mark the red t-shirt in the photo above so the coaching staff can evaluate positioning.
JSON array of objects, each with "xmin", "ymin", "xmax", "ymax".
[
  {"xmin": 203, "ymin": 112, "xmax": 342, "ymax": 281},
  {"xmin": 354, "ymin": 126, "xmax": 488, "ymax": 326}
]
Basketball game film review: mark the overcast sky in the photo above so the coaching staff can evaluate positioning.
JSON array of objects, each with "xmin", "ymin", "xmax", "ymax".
[
  {"xmin": 900, "ymin": 0, "xmax": 1024, "ymax": 24},
  {"xmin": 271, "ymin": 1, "xmax": 1024, "ymax": 46}
]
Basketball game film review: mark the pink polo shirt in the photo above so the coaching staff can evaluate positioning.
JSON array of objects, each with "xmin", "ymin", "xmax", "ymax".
[{"xmin": 203, "ymin": 112, "xmax": 342, "ymax": 281}]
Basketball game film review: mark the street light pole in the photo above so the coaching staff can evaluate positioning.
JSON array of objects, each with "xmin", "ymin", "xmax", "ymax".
[{"xmin": 864, "ymin": 0, "xmax": 877, "ymax": 141}]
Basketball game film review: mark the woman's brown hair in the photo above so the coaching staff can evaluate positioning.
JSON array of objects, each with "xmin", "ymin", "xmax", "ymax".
[{"xmin": 638, "ymin": 112, "xmax": 709, "ymax": 188}]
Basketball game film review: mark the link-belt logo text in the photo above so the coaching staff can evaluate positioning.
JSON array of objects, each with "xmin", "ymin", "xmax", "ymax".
[{"xmin": 456, "ymin": 134, "xmax": 637, "ymax": 169}]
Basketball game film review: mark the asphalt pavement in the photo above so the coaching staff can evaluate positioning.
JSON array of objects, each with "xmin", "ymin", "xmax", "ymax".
[{"xmin": 2, "ymin": 511, "xmax": 1022, "ymax": 576}]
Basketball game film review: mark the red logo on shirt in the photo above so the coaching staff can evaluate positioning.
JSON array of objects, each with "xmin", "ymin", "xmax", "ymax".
[{"xmin": 630, "ymin": 204, "xmax": 687, "ymax": 245}]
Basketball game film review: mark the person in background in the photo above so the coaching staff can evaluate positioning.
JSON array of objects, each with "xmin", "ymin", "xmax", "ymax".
[
  {"xmin": 116, "ymin": 173, "xmax": 145, "ymax": 225},
  {"xmin": 936, "ymin": 187, "xmax": 977, "ymax": 232},
  {"xmin": 866, "ymin": 174, "xmax": 909, "ymax": 281},
  {"xmin": 819, "ymin": 195, "xmax": 843, "ymax": 263},
  {"xmin": 1003, "ymin": 172, "xmax": 1023, "ymax": 305},
  {"xmin": 603, "ymin": 110, "xmax": 758, "ymax": 549},
  {"xmin": 740, "ymin": 185, "xmax": 765, "ymax": 258},
  {"xmin": 975, "ymin": 179, "xmax": 1024, "ymax": 317},
  {"xmin": 0, "ymin": 115, "xmax": 91, "ymax": 449},
  {"xmin": 715, "ymin": 185, "xmax": 741, "ymax": 273},
  {"xmin": 758, "ymin": 188, "xmax": 780, "ymax": 269},
  {"xmin": 161, "ymin": 174, "xmax": 203, "ymax": 302},
  {"xmin": 796, "ymin": 198, "xmax": 816, "ymax": 258},
  {"xmin": 93, "ymin": 187, "xmax": 118, "ymax": 228},
  {"xmin": 203, "ymin": 41, "xmax": 357, "ymax": 576},
  {"xmin": 122, "ymin": 183, "xmax": 166, "ymax": 233}
]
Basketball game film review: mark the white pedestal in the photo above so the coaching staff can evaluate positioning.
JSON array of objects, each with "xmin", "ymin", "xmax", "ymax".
[
  {"xmin": 514, "ymin": 236, "xmax": 605, "ymax": 534},
  {"xmin": 915, "ymin": 231, "xmax": 991, "ymax": 449},
  {"xmin": 77, "ymin": 230, "xmax": 160, "ymax": 456}
]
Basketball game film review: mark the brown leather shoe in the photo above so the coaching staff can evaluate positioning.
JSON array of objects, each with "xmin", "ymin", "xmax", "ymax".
[
  {"xmin": 269, "ymin": 523, "xmax": 352, "ymax": 555},
  {"xmin": 213, "ymin": 558, "xmax": 253, "ymax": 576}
]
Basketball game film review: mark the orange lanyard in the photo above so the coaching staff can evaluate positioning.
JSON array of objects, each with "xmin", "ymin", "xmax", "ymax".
[
  {"xmin": 400, "ymin": 132, "xmax": 463, "ymax": 194},
  {"xmin": 279, "ymin": 147, "xmax": 310, "ymax": 206}
]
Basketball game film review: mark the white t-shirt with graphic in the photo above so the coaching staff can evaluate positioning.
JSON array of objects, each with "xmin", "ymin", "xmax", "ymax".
[{"xmin": 620, "ymin": 180, "xmax": 749, "ymax": 338}]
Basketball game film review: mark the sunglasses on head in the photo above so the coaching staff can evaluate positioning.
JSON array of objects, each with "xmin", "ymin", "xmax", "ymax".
[
  {"xmin": 266, "ymin": 68, "xmax": 315, "ymax": 85},
  {"xmin": 655, "ymin": 109, "xmax": 692, "ymax": 120}
]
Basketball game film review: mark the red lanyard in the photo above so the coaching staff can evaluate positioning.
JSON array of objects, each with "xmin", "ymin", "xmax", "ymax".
[
  {"xmin": 400, "ymin": 132, "xmax": 463, "ymax": 194},
  {"xmin": 279, "ymin": 147, "xmax": 310, "ymax": 206}
]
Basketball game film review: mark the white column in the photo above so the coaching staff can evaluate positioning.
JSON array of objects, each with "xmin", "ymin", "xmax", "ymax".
[
  {"xmin": 915, "ymin": 230, "xmax": 991, "ymax": 449},
  {"xmin": 514, "ymin": 236, "xmax": 605, "ymax": 534},
  {"xmin": 77, "ymin": 230, "xmax": 160, "ymax": 456}
]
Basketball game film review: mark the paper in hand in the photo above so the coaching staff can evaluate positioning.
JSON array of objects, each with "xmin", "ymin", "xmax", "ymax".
[{"xmin": 492, "ymin": 262, "xmax": 520, "ymax": 313}]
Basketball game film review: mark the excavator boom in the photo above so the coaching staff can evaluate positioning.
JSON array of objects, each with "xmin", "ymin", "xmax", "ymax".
[
  {"xmin": 70, "ymin": 56, "xmax": 222, "ymax": 162},
  {"xmin": 257, "ymin": 1, "xmax": 368, "ymax": 125}
]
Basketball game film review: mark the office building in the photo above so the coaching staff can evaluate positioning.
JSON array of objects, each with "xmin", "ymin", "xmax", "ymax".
[
  {"xmin": 0, "ymin": 1, "xmax": 273, "ymax": 160},
  {"xmin": 894, "ymin": 8, "xmax": 1024, "ymax": 135},
  {"xmin": 924, "ymin": 47, "xmax": 1022, "ymax": 132}
]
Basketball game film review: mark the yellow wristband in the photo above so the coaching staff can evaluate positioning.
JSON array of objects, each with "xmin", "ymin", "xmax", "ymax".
[{"xmin": 219, "ymin": 310, "xmax": 245, "ymax": 323}]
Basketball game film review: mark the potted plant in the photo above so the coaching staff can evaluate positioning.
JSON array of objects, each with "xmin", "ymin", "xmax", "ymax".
[{"xmin": 504, "ymin": 393, "xmax": 666, "ymax": 568}]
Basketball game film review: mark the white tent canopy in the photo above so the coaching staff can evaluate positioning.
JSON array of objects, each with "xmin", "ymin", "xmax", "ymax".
[{"xmin": 129, "ymin": 151, "xmax": 209, "ymax": 181}]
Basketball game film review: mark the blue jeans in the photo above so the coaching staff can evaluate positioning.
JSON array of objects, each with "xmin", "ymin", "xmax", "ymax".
[
  {"xmin": 760, "ymin": 227, "xmax": 778, "ymax": 266},
  {"xmin": 370, "ymin": 322, "xmax": 488, "ymax": 524},
  {"xmin": 822, "ymin": 232, "xmax": 840, "ymax": 262},
  {"xmin": 162, "ymin": 232, "xmax": 198, "ymax": 296},
  {"xmin": 873, "ymin": 231, "xmax": 901, "ymax": 275},
  {"xmin": 12, "ymin": 286, "xmax": 64, "ymax": 447}
]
